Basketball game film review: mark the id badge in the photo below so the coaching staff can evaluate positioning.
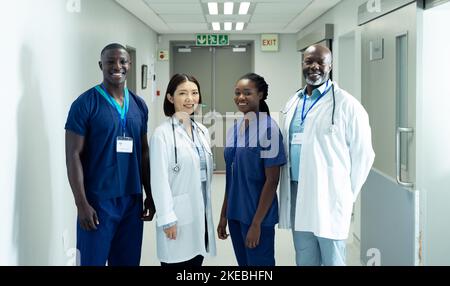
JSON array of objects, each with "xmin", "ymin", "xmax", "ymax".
[
  {"xmin": 291, "ymin": 133, "xmax": 304, "ymax": 145},
  {"xmin": 117, "ymin": 136, "xmax": 133, "ymax": 153},
  {"xmin": 200, "ymin": 169, "xmax": 207, "ymax": 182}
]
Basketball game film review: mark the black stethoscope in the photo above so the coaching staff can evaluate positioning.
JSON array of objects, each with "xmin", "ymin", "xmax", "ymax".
[
  {"xmin": 330, "ymin": 84, "xmax": 336, "ymax": 133},
  {"xmin": 285, "ymin": 84, "xmax": 336, "ymax": 134},
  {"xmin": 171, "ymin": 117, "xmax": 210, "ymax": 174}
]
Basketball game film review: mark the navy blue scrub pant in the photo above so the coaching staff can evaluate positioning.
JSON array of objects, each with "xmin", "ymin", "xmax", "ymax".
[
  {"xmin": 76, "ymin": 194, "xmax": 143, "ymax": 266},
  {"xmin": 228, "ymin": 219, "xmax": 275, "ymax": 266}
]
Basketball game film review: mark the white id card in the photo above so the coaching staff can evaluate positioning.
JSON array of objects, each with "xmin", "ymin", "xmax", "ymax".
[
  {"xmin": 291, "ymin": 133, "xmax": 304, "ymax": 145},
  {"xmin": 117, "ymin": 136, "xmax": 133, "ymax": 153}
]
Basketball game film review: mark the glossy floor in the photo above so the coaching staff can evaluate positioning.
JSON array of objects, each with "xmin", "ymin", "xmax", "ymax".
[{"xmin": 141, "ymin": 174, "xmax": 362, "ymax": 266}]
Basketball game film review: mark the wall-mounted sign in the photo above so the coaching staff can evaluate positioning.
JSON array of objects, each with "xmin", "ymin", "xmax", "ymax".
[
  {"xmin": 196, "ymin": 34, "xmax": 229, "ymax": 46},
  {"xmin": 158, "ymin": 50, "xmax": 169, "ymax": 61},
  {"xmin": 261, "ymin": 34, "xmax": 279, "ymax": 52},
  {"xmin": 369, "ymin": 38, "xmax": 384, "ymax": 61}
]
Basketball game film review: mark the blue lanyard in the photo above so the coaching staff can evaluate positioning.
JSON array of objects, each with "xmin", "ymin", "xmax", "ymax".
[
  {"xmin": 301, "ymin": 81, "xmax": 332, "ymax": 125},
  {"xmin": 95, "ymin": 84, "xmax": 129, "ymax": 136}
]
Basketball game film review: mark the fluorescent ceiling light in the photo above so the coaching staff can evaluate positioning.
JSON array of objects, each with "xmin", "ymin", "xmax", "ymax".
[
  {"xmin": 212, "ymin": 22, "xmax": 220, "ymax": 31},
  {"xmin": 224, "ymin": 22, "xmax": 232, "ymax": 31},
  {"xmin": 224, "ymin": 2, "xmax": 234, "ymax": 15},
  {"xmin": 238, "ymin": 2, "xmax": 250, "ymax": 15},
  {"xmin": 233, "ymin": 47, "xmax": 246, "ymax": 52},
  {"xmin": 208, "ymin": 2, "xmax": 218, "ymax": 15},
  {"xmin": 235, "ymin": 22, "xmax": 244, "ymax": 31},
  {"xmin": 178, "ymin": 48, "xmax": 191, "ymax": 53}
]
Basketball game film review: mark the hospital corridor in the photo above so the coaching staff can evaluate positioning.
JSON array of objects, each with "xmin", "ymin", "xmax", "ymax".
[{"xmin": 1, "ymin": 0, "xmax": 450, "ymax": 267}]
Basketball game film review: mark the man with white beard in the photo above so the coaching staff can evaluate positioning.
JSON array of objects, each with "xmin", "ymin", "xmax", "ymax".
[{"xmin": 278, "ymin": 44, "xmax": 375, "ymax": 266}]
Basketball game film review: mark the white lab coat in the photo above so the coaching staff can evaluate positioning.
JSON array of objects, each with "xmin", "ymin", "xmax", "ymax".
[
  {"xmin": 278, "ymin": 82, "xmax": 375, "ymax": 240},
  {"xmin": 150, "ymin": 117, "xmax": 216, "ymax": 263}
]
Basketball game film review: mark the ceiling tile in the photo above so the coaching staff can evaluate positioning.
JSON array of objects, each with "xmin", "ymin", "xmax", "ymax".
[
  {"xmin": 250, "ymin": 13, "xmax": 297, "ymax": 23},
  {"xmin": 147, "ymin": 3, "xmax": 202, "ymax": 14},
  {"xmin": 254, "ymin": 2, "xmax": 311, "ymax": 14},
  {"xmin": 246, "ymin": 22, "xmax": 286, "ymax": 29},
  {"xmin": 160, "ymin": 14, "xmax": 205, "ymax": 23},
  {"xmin": 117, "ymin": 0, "xmax": 341, "ymax": 34},
  {"xmin": 167, "ymin": 23, "xmax": 208, "ymax": 31},
  {"xmin": 144, "ymin": 0, "xmax": 198, "ymax": 3}
]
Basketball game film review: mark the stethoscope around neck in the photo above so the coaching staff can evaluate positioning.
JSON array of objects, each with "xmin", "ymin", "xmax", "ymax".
[
  {"xmin": 284, "ymin": 83, "xmax": 336, "ymax": 134},
  {"xmin": 171, "ymin": 117, "xmax": 209, "ymax": 174}
]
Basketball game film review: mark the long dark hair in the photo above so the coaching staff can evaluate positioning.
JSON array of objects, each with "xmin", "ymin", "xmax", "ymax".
[
  {"xmin": 238, "ymin": 73, "xmax": 270, "ymax": 116},
  {"xmin": 163, "ymin": 73, "xmax": 202, "ymax": 116}
]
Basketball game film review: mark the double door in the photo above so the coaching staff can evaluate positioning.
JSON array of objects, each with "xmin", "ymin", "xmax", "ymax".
[{"xmin": 172, "ymin": 43, "xmax": 253, "ymax": 171}]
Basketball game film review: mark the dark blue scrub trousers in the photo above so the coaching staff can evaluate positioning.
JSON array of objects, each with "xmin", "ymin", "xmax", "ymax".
[
  {"xmin": 228, "ymin": 219, "xmax": 275, "ymax": 266},
  {"xmin": 76, "ymin": 194, "xmax": 143, "ymax": 266}
]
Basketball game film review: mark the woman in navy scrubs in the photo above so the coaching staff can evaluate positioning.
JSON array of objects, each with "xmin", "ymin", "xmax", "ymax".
[{"xmin": 218, "ymin": 73, "xmax": 286, "ymax": 266}]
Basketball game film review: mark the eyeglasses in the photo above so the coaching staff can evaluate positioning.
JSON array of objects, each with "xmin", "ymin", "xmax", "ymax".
[{"xmin": 234, "ymin": 89, "xmax": 257, "ymax": 97}]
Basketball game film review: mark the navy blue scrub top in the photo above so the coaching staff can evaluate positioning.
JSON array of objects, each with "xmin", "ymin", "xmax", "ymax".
[
  {"xmin": 65, "ymin": 86, "xmax": 148, "ymax": 202},
  {"xmin": 224, "ymin": 114, "xmax": 287, "ymax": 227}
]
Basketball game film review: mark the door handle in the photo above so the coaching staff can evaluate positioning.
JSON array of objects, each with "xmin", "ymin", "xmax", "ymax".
[{"xmin": 396, "ymin": 127, "xmax": 414, "ymax": 188}]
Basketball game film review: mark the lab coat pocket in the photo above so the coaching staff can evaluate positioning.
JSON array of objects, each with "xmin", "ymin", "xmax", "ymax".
[
  {"xmin": 173, "ymin": 193, "xmax": 194, "ymax": 226},
  {"xmin": 327, "ymin": 167, "xmax": 352, "ymax": 214}
]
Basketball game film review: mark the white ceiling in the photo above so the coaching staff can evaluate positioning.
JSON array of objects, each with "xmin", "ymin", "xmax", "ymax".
[{"xmin": 115, "ymin": 0, "xmax": 341, "ymax": 34}]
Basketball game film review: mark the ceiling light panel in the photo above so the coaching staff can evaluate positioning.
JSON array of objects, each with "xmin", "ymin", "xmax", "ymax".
[
  {"xmin": 224, "ymin": 2, "xmax": 234, "ymax": 15},
  {"xmin": 238, "ymin": 2, "xmax": 250, "ymax": 15},
  {"xmin": 224, "ymin": 22, "xmax": 232, "ymax": 31},
  {"xmin": 205, "ymin": 15, "xmax": 251, "ymax": 22},
  {"xmin": 235, "ymin": 22, "xmax": 244, "ymax": 30},
  {"xmin": 212, "ymin": 22, "xmax": 220, "ymax": 31},
  {"xmin": 208, "ymin": 2, "xmax": 218, "ymax": 15}
]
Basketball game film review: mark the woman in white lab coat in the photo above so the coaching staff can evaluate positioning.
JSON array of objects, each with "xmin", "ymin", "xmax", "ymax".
[{"xmin": 150, "ymin": 73, "xmax": 216, "ymax": 266}]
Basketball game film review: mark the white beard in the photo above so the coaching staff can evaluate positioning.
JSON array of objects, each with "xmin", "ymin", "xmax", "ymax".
[{"xmin": 305, "ymin": 75, "xmax": 327, "ymax": 86}]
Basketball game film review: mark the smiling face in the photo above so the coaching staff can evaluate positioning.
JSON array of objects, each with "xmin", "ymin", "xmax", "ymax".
[
  {"xmin": 167, "ymin": 80, "xmax": 200, "ymax": 115},
  {"xmin": 233, "ymin": 78, "xmax": 262, "ymax": 114},
  {"xmin": 302, "ymin": 45, "xmax": 332, "ymax": 87},
  {"xmin": 99, "ymin": 48, "xmax": 130, "ymax": 87}
]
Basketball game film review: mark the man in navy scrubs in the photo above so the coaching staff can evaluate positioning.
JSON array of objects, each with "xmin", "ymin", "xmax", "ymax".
[{"xmin": 65, "ymin": 43, "xmax": 155, "ymax": 266}]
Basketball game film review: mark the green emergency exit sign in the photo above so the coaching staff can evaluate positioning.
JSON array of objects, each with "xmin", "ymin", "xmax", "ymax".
[{"xmin": 196, "ymin": 34, "xmax": 229, "ymax": 46}]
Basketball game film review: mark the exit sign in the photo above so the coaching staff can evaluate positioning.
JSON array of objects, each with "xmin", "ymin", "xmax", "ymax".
[
  {"xmin": 196, "ymin": 34, "xmax": 229, "ymax": 46},
  {"xmin": 261, "ymin": 34, "xmax": 279, "ymax": 52}
]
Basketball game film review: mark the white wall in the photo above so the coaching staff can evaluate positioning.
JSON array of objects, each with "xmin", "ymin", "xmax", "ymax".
[
  {"xmin": 417, "ymin": 2, "xmax": 450, "ymax": 265},
  {"xmin": 0, "ymin": 0, "xmax": 157, "ymax": 265},
  {"xmin": 152, "ymin": 33, "xmax": 301, "ymax": 128}
]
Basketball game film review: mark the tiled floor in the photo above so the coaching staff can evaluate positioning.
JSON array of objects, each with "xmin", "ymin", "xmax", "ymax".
[{"xmin": 141, "ymin": 174, "xmax": 362, "ymax": 266}]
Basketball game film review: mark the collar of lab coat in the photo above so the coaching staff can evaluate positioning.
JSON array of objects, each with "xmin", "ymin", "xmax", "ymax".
[
  {"xmin": 299, "ymin": 79, "xmax": 332, "ymax": 99},
  {"xmin": 282, "ymin": 80, "xmax": 337, "ymax": 138},
  {"xmin": 170, "ymin": 116, "xmax": 212, "ymax": 155}
]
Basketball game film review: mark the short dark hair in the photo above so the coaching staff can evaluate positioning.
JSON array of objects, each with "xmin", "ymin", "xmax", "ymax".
[
  {"xmin": 163, "ymin": 73, "xmax": 203, "ymax": 117},
  {"xmin": 100, "ymin": 43, "xmax": 128, "ymax": 58}
]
